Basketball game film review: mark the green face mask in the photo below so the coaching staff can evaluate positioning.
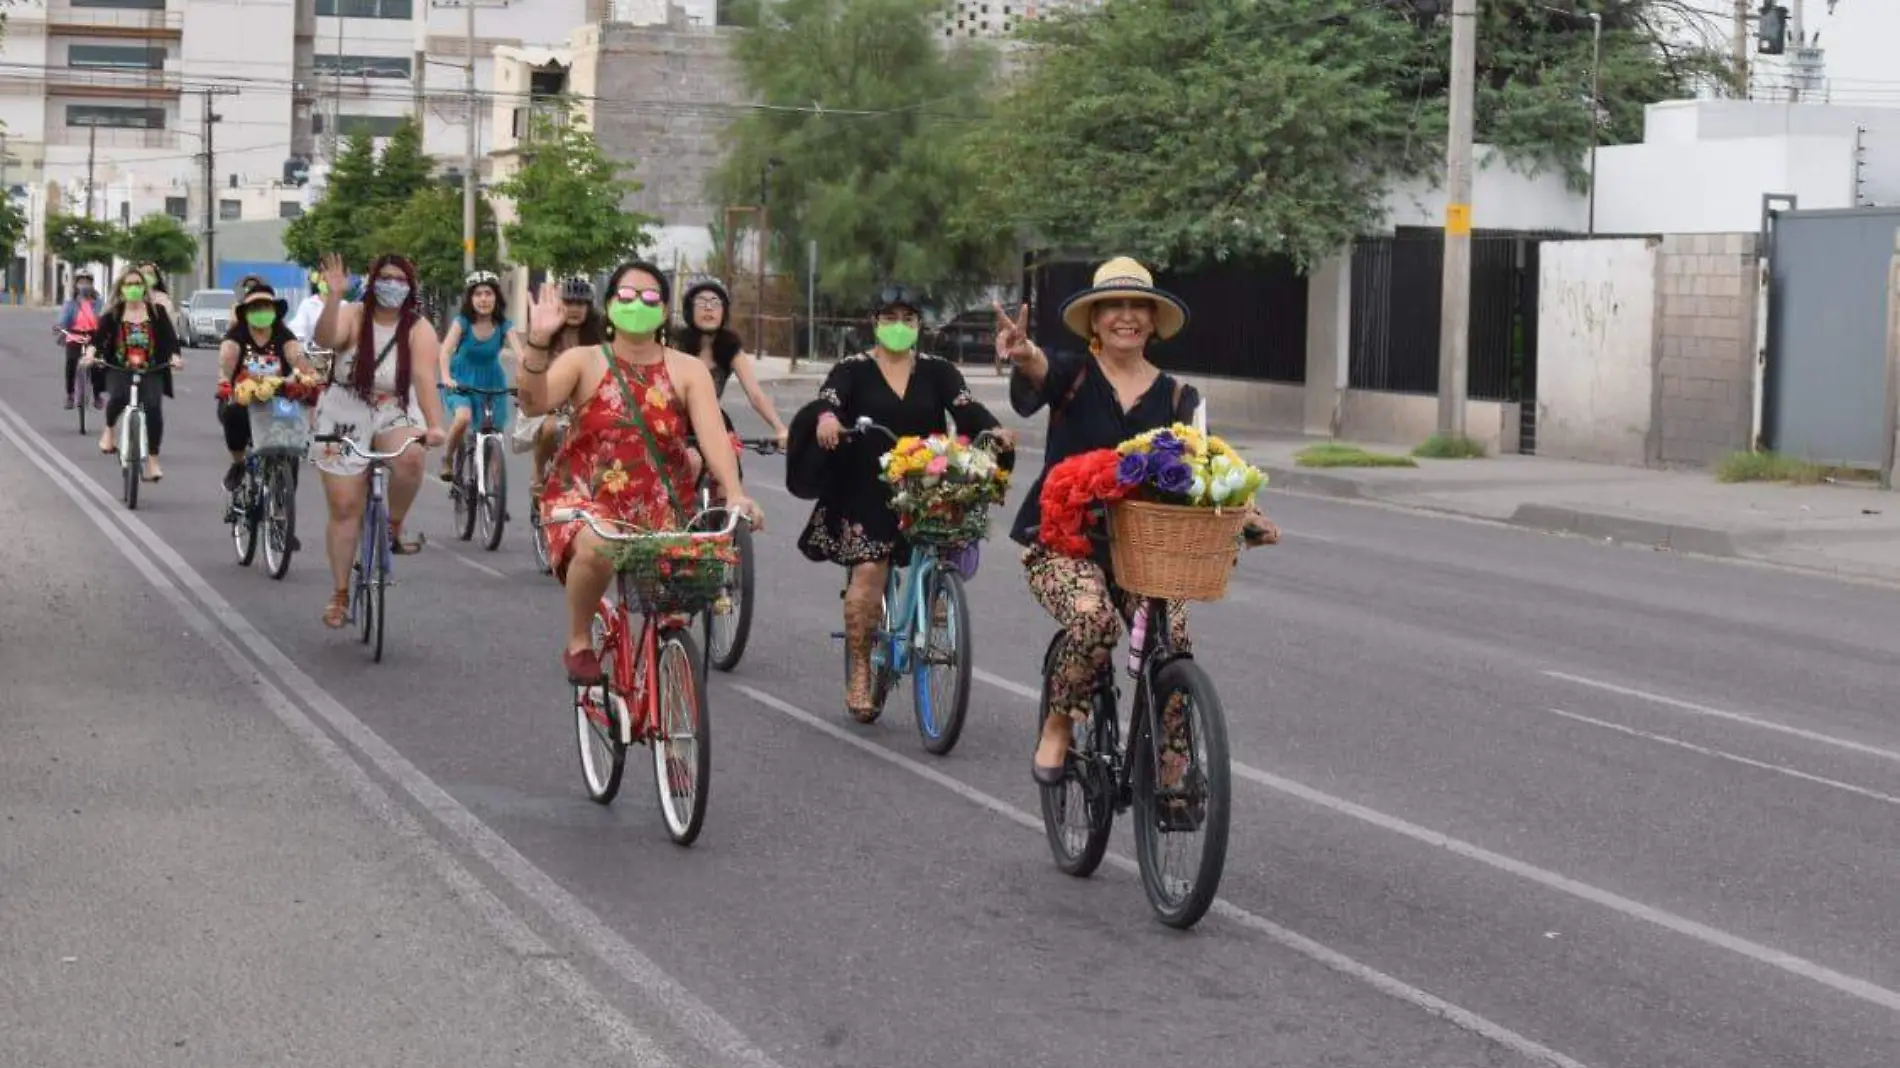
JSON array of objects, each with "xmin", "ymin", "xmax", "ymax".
[
  {"xmin": 121, "ymin": 284, "xmax": 146, "ymax": 302},
  {"xmin": 875, "ymin": 321, "xmax": 919, "ymax": 353},
  {"xmin": 608, "ymin": 299, "xmax": 666, "ymax": 336},
  {"xmin": 246, "ymin": 308, "xmax": 276, "ymax": 329}
]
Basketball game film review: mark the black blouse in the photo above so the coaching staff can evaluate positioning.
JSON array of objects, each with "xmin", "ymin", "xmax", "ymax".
[
  {"xmin": 1008, "ymin": 348, "xmax": 1200, "ymax": 547},
  {"xmin": 91, "ymin": 306, "xmax": 181, "ymax": 397}
]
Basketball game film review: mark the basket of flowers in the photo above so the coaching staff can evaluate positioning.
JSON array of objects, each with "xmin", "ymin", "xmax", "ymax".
[
  {"xmin": 879, "ymin": 433, "xmax": 1011, "ymax": 549},
  {"xmin": 606, "ymin": 534, "xmax": 740, "ymax": 615},
  {"xmin": 1037, "ymin": 423, "xmax": 1267, "ymax": 602},
  {"xmin": 226, "ymin": 371, "xmax": 322, "ymax": 455}
]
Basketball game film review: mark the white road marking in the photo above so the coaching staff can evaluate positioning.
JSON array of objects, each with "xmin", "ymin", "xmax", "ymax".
[
  {"xmin": 0, "ymin": 400, "xmax": 790, "ymax": 1068},
  {"xmin": 1546, "ymin": 707, "xmax": 1900, "ymax": 808},
  {"xmin": 1544, "ymin": 670, "xmax": 1900, "ymax": 766},
  {"xmin": 445, "ymin": 548, "xmax": 508, "ymax": 578},
  {"xmin": 965, "ymin": 670, "xmax": 1900, "ymax": 1015},
  {"xmin": 728, "ymin": 683, "xmax": 1593, "ymax": 1068}
]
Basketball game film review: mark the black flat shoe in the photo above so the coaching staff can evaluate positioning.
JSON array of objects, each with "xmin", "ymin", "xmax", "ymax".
[{"xmin": 1031, "ymin": 761, "xmax": 1067, "ymax": 787}]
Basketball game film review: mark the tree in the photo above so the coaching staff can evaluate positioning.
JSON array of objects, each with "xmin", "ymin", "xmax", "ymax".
[
  {"xmin": 281, "ymin": 117, "xmax": 437, "ymax": 268},
  {"xmin": 371, "ymin": 180, "xmax": 503, "ymax": 300},
  {"xmin": 713, "ymin": 0, "xmax": 1012, "ymax": 310},
  {"xmin": 493, "ymin": 99, "xmax": 656, "ymax": 277},
  {"xmin": 0, "ymin": 197, "xmax": 27, "ymax": 266},
  {"xmin": 46, "ymin": 213, "xmax": 123, "ymax": 267},
  {"xmin": 987, "ymin": 0, "xmax": 1727, "ymax": 271},
  {"xmin": 121, "ymin": 213, "xmax": 197, "ymax": 275}
]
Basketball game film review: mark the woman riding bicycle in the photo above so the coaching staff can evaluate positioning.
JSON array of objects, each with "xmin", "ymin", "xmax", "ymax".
[
  {"xmin": 996, "ymin": 256, "xmax": 1277, "ymax": 785},
  {"xmin": 217, "ymin": 280, "xmax": 313, "ymax": 493},
  {"xmin": 311, "ymin": 252, "xmax": 449, "ymax": 629},
  {"xmin": 518, "ymin": 261, "xmax": 763, "ymax": 683},
  {"xmin": 800, "ymin": 284, "xmax": 1012, "ymax": 723},
  {"xmin": 437, "ymin": 270, "xmax": 524, "ymax": 482},
  {"xmin": 520, "ymin": 276, "xmax": 605, "ymax": 500},
  {"xmin": 92, "ymin": 265, "xmax": 183, "ymax": 481},
  {"xmin": 56, "ymin": 269, "xmax": 102, "ymax": 411},
  {"xmin": 677, "ymin": 279, "xmax": 790, "ymax": 451}
]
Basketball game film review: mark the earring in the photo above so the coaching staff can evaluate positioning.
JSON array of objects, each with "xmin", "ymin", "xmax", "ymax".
[{"xmin": 1088, "ymin": 334, "xmax": 1102, "ymax": 357}]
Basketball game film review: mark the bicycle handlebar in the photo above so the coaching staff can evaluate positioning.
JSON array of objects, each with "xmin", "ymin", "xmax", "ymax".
[
  {"xmin": 684, "ymin": 434, "xmax": 782, "ymax": 455},
  {"xmin": 312, "ymin": 433, "xmax": 426, "ymax": 462},
  {"xmin": 439, "ymin": 384, "xmax": 519, "ymax": 397},
  {"xmin": 547, "ymin": 507, "xmax": 745, "ymax": 543},
  {"xmin": 844, "ymin": 417, "xmax": 1011, "ymax": 453},
  {"xmin": 95, "ymin": 359, "xmax": 180, "ymax": 376}
]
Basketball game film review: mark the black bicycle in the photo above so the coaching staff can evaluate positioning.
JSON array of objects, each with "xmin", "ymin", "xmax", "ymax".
[
  {"xmin": 1035, "ymin": 524, "xmax": 1233, "ymax": 929},
  {"xmin": 684, "ymin": 433, "xmax": 780, "ymax": 673},
  {"xmin": 229, "ymin": 396, "xmax": 308, "ymax": 579},
  {"xmin": 443, "ymin": 385, "xmax": 517, "ymax": 551}
]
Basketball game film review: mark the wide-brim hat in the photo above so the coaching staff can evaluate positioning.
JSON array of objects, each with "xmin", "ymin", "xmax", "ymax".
[
  {"xmin": 238, "ymin": 285, "xmax": 289, "ymax": 320},
  {"xmin": 1058, "ymin": 256, "xmax": 1188, "ymax": 341},
  {"xmin": 784, "ymin": 398, "xmax": 840, "ymax": 501}
]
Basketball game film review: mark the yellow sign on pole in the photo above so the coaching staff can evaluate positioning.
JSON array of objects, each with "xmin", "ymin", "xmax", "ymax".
[
  {"xmin": 1446, "ymin": 203, "xmax": 1472, "ymax": 237},
  {"xmin": 462, "ymin": 237, "xmax": 476, "ymax": 254}
]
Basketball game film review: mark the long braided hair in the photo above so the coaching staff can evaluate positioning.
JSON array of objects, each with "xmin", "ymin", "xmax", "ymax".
[{"xmin": 350, "ymin": 253, "xmax": 421, "ymax": 403}]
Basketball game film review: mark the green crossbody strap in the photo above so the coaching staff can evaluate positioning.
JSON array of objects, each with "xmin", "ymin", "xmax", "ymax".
[{"xmin": 603, "ymin": 345, "xmax": 687, "ymax": 521}]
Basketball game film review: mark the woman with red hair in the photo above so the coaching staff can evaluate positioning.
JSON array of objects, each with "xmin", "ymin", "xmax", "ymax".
[{"xmin": 311, "ymin": 252, "xmax": 449, "ymax": 629}]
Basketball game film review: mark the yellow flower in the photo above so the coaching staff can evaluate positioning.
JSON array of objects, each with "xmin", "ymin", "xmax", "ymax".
[
  {"xmin": 645, "ymin": 386, "xmax": 668, "ymax": 410},
  {"xmin": 600, "ymin": 461, "xmax": 630, "ymax": 494},
  {"xmin": 234, "ymin": 379, "xmax": 257, "ymax": 405}
]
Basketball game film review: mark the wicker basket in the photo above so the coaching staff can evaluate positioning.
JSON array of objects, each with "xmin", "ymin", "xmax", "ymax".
[
  {"xmin": 1106, "ymin": 498, "xmax": 1246, "ymax": 602},
  {"xmin": 248, "ymin": 397, "xmax": 311, "ymax": 457}
]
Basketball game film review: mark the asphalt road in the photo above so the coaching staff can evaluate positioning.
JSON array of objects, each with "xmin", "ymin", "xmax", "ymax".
[{"xmin": 5, "ymin": 306, "xmax": 1900, "ymax": 1068}]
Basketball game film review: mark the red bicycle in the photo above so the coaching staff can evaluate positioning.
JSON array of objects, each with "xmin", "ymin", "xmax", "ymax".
[{"xmin": 547, "ymin": 506, "xmax": 740, "ymax": 845}]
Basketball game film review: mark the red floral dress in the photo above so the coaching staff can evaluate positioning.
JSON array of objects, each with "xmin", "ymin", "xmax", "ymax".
[{"xmin": 540, "ymin": 355, "xmax": 695, "ymax": 581}]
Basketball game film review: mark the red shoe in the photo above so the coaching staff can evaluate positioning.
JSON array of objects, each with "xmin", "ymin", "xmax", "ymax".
[{"xmin": 563, "ymin": 646, "xmax": 604, "ymax": 683}]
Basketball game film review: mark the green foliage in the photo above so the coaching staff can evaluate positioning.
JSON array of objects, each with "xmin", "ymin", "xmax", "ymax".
[
  {"xmin": 1295, "ymin": 442, "xmax": 1418, "ymax": 468},
  {"xmin": 1412, "ymin": 434, "xmax": 1488, "ymax": 459},
  {"xmin": 988, "ymin": 0, "xmax": 1727, "ymax": 271},
  {"xmin": 0, "ymin": 197, "xmax": 27, "ymax": 265},
  {"xmin": 282, "ymin": 118, "xmax": 437, "ymax": 268},
  {"xmin": 371, "ymin": 181, "xmax": 503, "ymax": 300},
  {"xmin": 712, "ymin": 0, "xmax": 1012, "ymax": 311},
  {"xmin": 493, "ymin": 99, "xmax": 656, "ymax": 278},
  {"xmin": 120, "ymin": 213, "xmax": 197, "ymax": 274},
  {"xmin": 45, "ymin": 212, "xmax": 123, "ymax": 266}
]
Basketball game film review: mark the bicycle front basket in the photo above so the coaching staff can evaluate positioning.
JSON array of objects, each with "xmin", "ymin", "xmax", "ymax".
[{"xmin": 248, "ymin": 396, "xmax": 311, "ymax": 456}]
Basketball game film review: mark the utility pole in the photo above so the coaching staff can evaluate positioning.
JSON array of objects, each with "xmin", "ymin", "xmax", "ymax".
[
  {"xmin": 1734, "ymin": 0, "xmax": 1751, "ymax": 95},
  {"xmin": 1436, "ymin": 0, "xmax": 1476, "ymax": 440},
  {"xmin": 462, "ymin": 0, "xmax": 478, "ymax": 272},
  {"xmin": 189, "ymin": 87, "xmax": 238, "ymax": 289},
  {"xmin": 85, "ymin": 121, "xmax": 98, "ymax": 221},
  {"xmin": 1587, "ymin": 11, "xmax": 1602, "ymax": 235}
]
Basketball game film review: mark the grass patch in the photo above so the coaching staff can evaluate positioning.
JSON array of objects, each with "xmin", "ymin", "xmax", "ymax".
[
  {"xmin": 1295, "ymin": 442, "xmax": 1419, "ymax": 468},
  {"xmin": 1412, "ymin": 434, "xmax": 1488, "ymax": 459},
  {"xmin": 1715, "ymin": 450, "xmax": 1827, "ymax": 485}
]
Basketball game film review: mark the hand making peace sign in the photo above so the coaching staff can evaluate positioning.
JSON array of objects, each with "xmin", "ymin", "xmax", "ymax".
[{"xmin": 992, "ymin": 301, "xmax": 1041, "ymax": 367}]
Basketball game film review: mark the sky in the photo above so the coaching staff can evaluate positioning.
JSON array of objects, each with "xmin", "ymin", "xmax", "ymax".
[{"xmin": 1676, "ymin": 0, "xmax": 1900, "ymax": 105}]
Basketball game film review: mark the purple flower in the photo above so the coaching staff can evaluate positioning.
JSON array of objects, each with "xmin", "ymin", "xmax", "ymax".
[
  {"xmin": 1154, "ymin": 459, "xmax": 1193, "ymax": 496},
  {"xmin": 1116, "ymin": 451, "xmax": 1150, "ymax": 487},
  {"xmin": 1150, "ymin": 432, "xmax": 1186, "ymax": 458}
]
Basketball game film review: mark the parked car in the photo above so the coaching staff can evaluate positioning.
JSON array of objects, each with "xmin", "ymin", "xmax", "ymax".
[{"xmin": 181, "ymin": 288, "xmax": 234, "ymax": 348}]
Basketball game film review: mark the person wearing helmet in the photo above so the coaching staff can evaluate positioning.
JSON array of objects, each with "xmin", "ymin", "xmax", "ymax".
[
  {"xmin": 518, "ymin": 276, "xmax": 606, "ymax": 499},
  {"xmin": 56, "ymin": 269, "xmax": 103, "ymax": 410},
  {"xmin": 798, "ymin": 284, "xmax": 1013, "ymax": 722},
  {"xmin": 436, "ymin": 269, "xmax": 524, "ymax": 481},
  {"xmin": 677, "ymin": 278, "xmax": 789, "ymax": 452}
]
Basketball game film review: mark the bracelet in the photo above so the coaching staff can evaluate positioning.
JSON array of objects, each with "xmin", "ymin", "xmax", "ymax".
[
  {"xmin": 521, "ymin": 361, "xmax": 551, "ymax": 375},
  {"xmin": 526, "ymin": 335, "xmax": 553, "ymax": 350}
]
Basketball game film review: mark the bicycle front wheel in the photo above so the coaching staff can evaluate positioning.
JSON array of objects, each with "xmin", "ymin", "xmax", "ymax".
[
  {"xmin": 452, "ymin": 445, "xmax": 476, "ymax": 542},
  {"xmin": 913, "ymin": 564, "xmax": 972, "ymax": 755},
  {"xmin": 230, "ymin": 473, "xmax": 258, "ymax": 567},
  {"xmin": 479, "ymin": 436, "xmax": 507, "ymax": 551},
  {"xmin": 121, "ymin": 413, "xmax": 142, "ymax": 510},
  {"xmin": 1131, "ymin": 658, "xmax": 1232, "ymax": 930},
  {"xmin": 263, "ymin": 461, "xmax": 297, "ymax": 579},
  {"xmin": 653, "ymin": 627, "xmax": 709, "ymax": 846},
  {"xmin": 705, "ymin": 521, "xmax": 754, "ymax": 672}
]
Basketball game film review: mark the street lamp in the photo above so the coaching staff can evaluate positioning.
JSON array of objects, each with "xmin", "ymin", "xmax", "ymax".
[{"xmin": 1586, "ymin": 10, "xmax": 1602, "ymax": 236}]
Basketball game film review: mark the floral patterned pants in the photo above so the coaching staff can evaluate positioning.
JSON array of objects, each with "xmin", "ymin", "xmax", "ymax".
[{"xmin": 1022, "ymin": 546, "xmax": 1191, "ymax": 721}]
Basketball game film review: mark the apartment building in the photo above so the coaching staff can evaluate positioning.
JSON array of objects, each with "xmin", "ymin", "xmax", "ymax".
[{"xmin": 412, "ymin": 0, "xmax": 596, "ymax": 172}]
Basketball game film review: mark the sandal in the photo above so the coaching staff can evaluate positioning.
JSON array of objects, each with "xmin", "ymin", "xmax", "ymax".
[
  {"xmin": 389, "ymin": 519, "xmax": 425, "ymax": 555},
  {"xmin": 322, "ymin": 589, "xmax": 349, "ymax": 629},
  {"xmin": 564, "ymin": 646, "xmax": 604, "ymax": 684}
]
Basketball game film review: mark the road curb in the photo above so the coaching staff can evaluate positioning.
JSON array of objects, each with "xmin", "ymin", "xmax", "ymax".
[
  {"xmin": 1260, "ymin": 464, "xmax": 1367, "ymax": 501},
  {"xmin": 1506, "ymin": 503, "xmax": 1745, "ymax": 557}
]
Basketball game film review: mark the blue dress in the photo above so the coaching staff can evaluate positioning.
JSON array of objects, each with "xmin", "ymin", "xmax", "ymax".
[{"xmin": 445, "ymin": 315, "xmax": 513, "ymax": 427}]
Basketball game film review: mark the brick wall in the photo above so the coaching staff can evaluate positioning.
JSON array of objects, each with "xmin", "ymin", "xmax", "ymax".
[
  {"xmin": 591, "ymin": 22, "xmax": 745, "ymax": 233},
  {"xmin": 1656, "ymin": 233, "xmax": 1759, "ymax": 466}
]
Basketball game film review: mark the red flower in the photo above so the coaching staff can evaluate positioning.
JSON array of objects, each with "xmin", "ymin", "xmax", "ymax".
[{"xmin": 216, "ymin": 380, "xmax": 233, "ymax": 401}]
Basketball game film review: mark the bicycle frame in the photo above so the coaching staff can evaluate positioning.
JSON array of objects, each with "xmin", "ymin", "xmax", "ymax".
[
  {"xmin": 360, "ymin": 459, "xmax": 396, "ymax": 581},
  {"xmin": 875, "ymin": 545, "xmax": 941, "ymax": 678},
  {"xmin": 446, "ymin": 386, "xmax": 514, "ymax": 495}
]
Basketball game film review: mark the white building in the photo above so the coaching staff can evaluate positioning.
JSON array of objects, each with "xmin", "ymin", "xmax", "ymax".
[{"xmin": 412, "ymin": 0, "xmax": 596, "ymax": 176}]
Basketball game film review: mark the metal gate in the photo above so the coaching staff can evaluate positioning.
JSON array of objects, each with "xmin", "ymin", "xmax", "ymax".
[{"xmin": 1765, "ymin": 207, "xmax": 1900, "ymax": 468}]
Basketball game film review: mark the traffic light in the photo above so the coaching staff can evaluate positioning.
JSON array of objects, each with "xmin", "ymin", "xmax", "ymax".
[{"xmin": 1757, "ymin": 2, "xmax": 1788, "ymax": 55}]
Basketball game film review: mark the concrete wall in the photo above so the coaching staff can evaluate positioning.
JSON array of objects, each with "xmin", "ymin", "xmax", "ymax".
[
  {"xmin": 1536, "ymin": 238, "xmax": 1663, "ymax": 466},
  {"xmin": 1594, "ymin": 135, "xmax": 1856, "ymax": 234},
  {"xmin": 1336, "ymin": 392, "xmax": 1521, "ymax": 454},
  {"xmin": 1657, "ymin": 233, "xmax": 1758, "ymax": 465},
  {"xmin": 1381, "ymin": 145, "xmax": 1588, "ymax": 234}
]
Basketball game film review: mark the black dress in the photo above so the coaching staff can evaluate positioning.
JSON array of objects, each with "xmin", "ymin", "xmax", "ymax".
[{"xmin": 797, "ymin": 352, "xmax": 1001, "ymax": 566}]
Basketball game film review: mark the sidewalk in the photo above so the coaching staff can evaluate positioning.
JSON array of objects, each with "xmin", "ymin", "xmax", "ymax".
[{"xmin": 1232, "ymin": 434, "xmax": 1900, "ymax": 585}]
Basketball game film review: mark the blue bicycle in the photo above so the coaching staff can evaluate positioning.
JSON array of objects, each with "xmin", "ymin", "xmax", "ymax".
[
  {"xmin": 831, "ymin": 418, "xmax": 1007, "ymax": 756},
  {"xmin": 313, "ymin": 432, "xmax": 424, "ymax": 663}
]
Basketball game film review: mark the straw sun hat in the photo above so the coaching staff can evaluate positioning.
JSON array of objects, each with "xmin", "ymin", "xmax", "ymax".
[{"xmin": 1057, "ymin": 256, "xmax": 1189, "ymax": 342}]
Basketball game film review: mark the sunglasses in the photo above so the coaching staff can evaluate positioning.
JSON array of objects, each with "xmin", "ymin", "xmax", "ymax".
[{"xmin": 612, "ymin": 285, "xmax": 664, "ymax": 306}]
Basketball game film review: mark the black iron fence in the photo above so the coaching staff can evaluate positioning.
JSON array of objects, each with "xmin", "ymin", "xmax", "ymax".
[
  {"xmin": 1023, "ymin": 252, "xmax": 1308, "ymax": 383},
  {"xmin": 1348, "ymin": 228, "xmax": 1560, "ymax": 402}
]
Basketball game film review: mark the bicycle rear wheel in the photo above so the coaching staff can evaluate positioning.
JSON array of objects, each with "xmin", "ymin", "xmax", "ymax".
[
  {"xmin": 575, "ymin": 609, "xmax": 629, "ymax": 802},
  {"xmin": 452, "ymin": 444, "xmax": 477, "ymax": 542},
  {"xmin": 479, "ymin": 436, "xmax": 507, "ymax": 551},
  {"xmin": 1131, "ymin": 658, "xmax": 1231, "ymax": 930},
  {"xmin": 913, "ymin": 564, "xmax": 972, "ymax": 755},
  {"xmin": 653, "ymin": 627, "xmax": 709, "ymax": 845},
  {"xmin": 263, "ymin": 460, "xmax": 297, "ymax": 580},
  {"xmin": 705, "ymin": 521, "xmax": 754, "ymax": 672},
  {"xmin": 75, "ymin": 378, "xmax": 88, "ymax": 435},
  {"xmin": 1036, "ymin": 634, "xmax": 1115, "ymax": 877},
  {"xmin": 370, "ymin": 518, "xmax": 388, "ymax": 663},
  {"xmin": 230, "ymin": 471, "xmax": 258, "ymax": 567},
  {"xmin": 120, "ymin": 413, "xmax": 142, "ymax": 510}
]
